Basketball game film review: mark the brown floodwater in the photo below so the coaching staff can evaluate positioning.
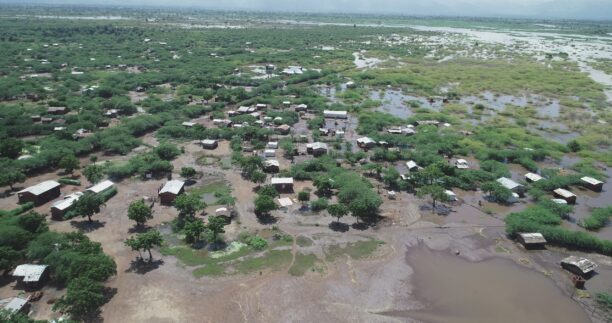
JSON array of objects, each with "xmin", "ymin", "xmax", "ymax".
[{"xmin": 397, "ymin": 245, "xmax": 590, "ymax": 323}]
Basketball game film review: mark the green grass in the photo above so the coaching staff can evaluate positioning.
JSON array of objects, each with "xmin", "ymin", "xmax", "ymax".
[
  {"xmin": 188, "ymin": 180, "xmax": 233, "ymax": 206},
  {"xmin": 289, "ymin": 253, "xmax": 318, "ymax": 276},
  {"xmin": 193, "ymin": 263, "xmax": 225, "ymax": 277},
  {"xmin": 324, "ymin": 239, "xmax": 384, "ymax": 261},
  {"xmin": 296, "ymin": 235, "xmax": 314, "ymax": 247},
  {"xmin": 235, "ymin": 250, "xmax": 293, "ymax": 274}
]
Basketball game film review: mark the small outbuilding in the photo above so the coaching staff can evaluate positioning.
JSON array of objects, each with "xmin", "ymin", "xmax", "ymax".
[
  {"xmin": 201, "ymin": 139, "xmax": 219, "ymax": 150},
  {"xmin": 324, "ymin": 110, "xmax": 348, "ymax": 119},
  {"xmin": 581, "ymin": 176, "xmax": 603, "ymax": 192},
  {"xmin": 17, "ymin": 180, "xmax": 61, "ymax": 205},
  {"xmin": 496, "ymin": 177, "xmax": 526, "ymax": 197},
  {"xmin": 158, "ymin": 180, "xmax": 185, "ymax": 204},
  {"xmin": 356, "ymin": 137, "xmax": 376, "ymax": 149},
  {"xmin": 271, "ymin": 177, "xmax": 294, "ymax": 193},
  {"xmin": 47, "ymin": 106, "xmax": 67, "ymax": 115},
  {"xmin": 182, "ymin": 121, "xmax": 196, "ymax": 128},
  {"xmin": 444, "ymin": 190, "xmax": 457, "ymax": 201},
  {"xmin": 264, "ymin": 149, "xmax": 276, "ymax": 157},
  {"xmin": 263, "ymin": 159, "xmax": 280, "ymax": 173},
  {"xmin": 307, "ymin": 142, "xmax": 328, "ymax": 157},
  {"xmin": 295, "ymin": 104, "xmax": 308, "ymax": 112},
  {"xmin": 561, "ymin": 256, "xmax": 597, "ymax": 277},
  {"xmin": 525, "ymin": 173, "xmax": 543, "ymax": 183},
  {"xmin": 50, "ymin": 192, "xmax": 83, "ymax": 219},
  {"xmin": 267, "ymin": 141, "xmax": 278, "ymax": 149},
  {"xmin": 553, "ymin": 188, "xmax": 576, "ymax": 204},
  {"xmin": 86, "ymin": 180, "xmax": 115, "ymax": 195},
  {"xmin": 406, "ymin": 160, "xmax": 422, "ymax": 172},
  {"xmin": 517, "ymin": 233, "xmax": 547, "ymax": 249},
  {"xmin": 0, "ymin": 297, "xmax": 29, "ymax": 315},
  {"xmin": 455, "ymin": 159, "xmax": 469, "ymax": 169},
  {"xmin": 275, "ymin": 124, "xmax": 291, "ymax": 135},
  {"xmin": 13, "ymin": 264, "xmax": 48, "ymax": 286}
]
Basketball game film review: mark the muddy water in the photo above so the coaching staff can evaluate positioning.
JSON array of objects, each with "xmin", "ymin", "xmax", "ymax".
[
  {"xmin": 371, "ymin": 90, "xmax": 443, "ymax": 118},
  {"xmin": 401, "ymin": 246, "xmax": 590, "ymax": 323}
]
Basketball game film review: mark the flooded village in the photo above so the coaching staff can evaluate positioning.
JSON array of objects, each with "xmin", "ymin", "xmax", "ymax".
[{"xmin": 0, "ymin": 4, "xmax": 611, "ymax": 323}]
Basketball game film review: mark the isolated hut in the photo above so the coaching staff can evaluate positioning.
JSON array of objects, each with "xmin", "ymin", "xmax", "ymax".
[
  {"xmin": 271, "ymin": 177, "xmax": 294, "ymax": 193},
  {"xmin": 50, "ymin": 192, "xmax": 83, "ymax": 219},
  {"xmin": 275, "ymin": 124, "xmax": 291, "ymax": 135},
  {"xmin": 444, "ymin": 190, "xmax": 458, "ymax": 202},
  {"xmin": 13, "ymin": 264, "xmax": 48, "ymax": 286},
  {"xmin": 182, "ymin": 121, "xmax": 196, "ymax": 128},
  {"xmin": 553, "ymin": 188, "xmax": 576, "ymax": 204},
  {"xmin": 201, "ymin": 139, "xmax": 218, "ymax": 150},
  {"xmin": 158, "ymin": 180, "xmax": 185, "ymax": 204},
  {"xmin": 517, "ymin": 233, "xmax": 547, "ymax": 249},
  {"xmin": 264, "ymin": 149, "xmax": 276, "ymax": 157},
  {"xmin": 406, "ymin": 160, "xmax": 421, "ymax": 172},
  {"xmin": 561, "ymin": 256, "xmax": 597, "ymax": 277},
  {"xmin": 525, "ymin": 173, "xmax": 543, "ymax": 183},
  {"xmin": 581, "ymin": 176, "xmax": 603, "ymax": 192},
  {"xmin": 17, "ymin": 180, "xmax": 61, "ymax": 205},
  {"xmin": 295, "ymin": 104, "xmax": 308, "ymax": 112}
]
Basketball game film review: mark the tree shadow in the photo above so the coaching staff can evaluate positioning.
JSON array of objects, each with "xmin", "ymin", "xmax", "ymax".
[
  {"xmin": 207, "ymin": 241, "xmax": 227, "ymax": 251},
  {"xmin": 0, "ymin": 188, "xmax": 18, "ymax": 198},
  {"xmin": 125, "ymin": 258, "xmax": 164, "ymax": 275},
  {"xmin": 256, "ymin": 214, "xmax": 278, "ymax": 225},
  {"xmin": 0, "ymin": 274, "xmax": 15, "ymax": 288},
  {"xmin": 128, "ymin": 224, "xmax": 151, "ymax": 234},
  {"xmin": 70, "ymin": 219, "xmax": 105, "ymax": 232},
  {"xmin": 329, "ymin": 221, "xmax": 349, "ymax": 232},
  {"xmin": 351, "ymin": 222, "xmax": 370, "ymax": 231}
]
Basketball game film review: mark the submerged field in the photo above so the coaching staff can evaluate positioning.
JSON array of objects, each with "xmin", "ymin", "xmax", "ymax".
[{"xmin": 0, "ymin": 5, "xmax": 611, "ymax": 323}]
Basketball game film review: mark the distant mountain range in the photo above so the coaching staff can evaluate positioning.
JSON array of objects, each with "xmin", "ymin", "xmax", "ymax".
[{"xmin": 2, "ymin": 0, "xmax": 611, "ymax": 21}]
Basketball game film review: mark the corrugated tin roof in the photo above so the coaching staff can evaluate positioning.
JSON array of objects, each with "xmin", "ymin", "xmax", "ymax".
[
  {"xmin": 18, "ymin": 180, "xmax": 60, "ymax": 196},
  {"xmin": 2, "ymin": 297, "xmax": 28, "ymax": 313},
  {"xmin": 13, "ymin": 264, "xmax": 47, "ymax": 282},
  {"xmin": 264, "ymin": 159, "xmax": 280, "ymax": 167},
  {"xmin": 519, "ymin": 233, "xmax": 546, "ymax": 244},
  {"xmin": 271, "ymin": 177, "xmax": 293, "ymax": 185},
  {"xmin": 51, "ymin": 192, "xmax": 83, "ymax": 211},
  {"xmin": 554, "ymin": 188, "xmax": 575, "ymax": 199},
  {"xmin": 561, "ymin": 256, "xmax": 597, "ymax": 274},
  {"xmin": 159, "ymin": 180, "xmax": 185, "ymax": 195},
  {"xmin": 406, "ymin": 160, "xmax": 419, "ymax": 169},
  {"xmin": 201, "ymin": 139, "xmax": 218, "ymax": 145},
  {"xmin": 87, "ymin": 180, "xmax": 114, "ymax": 194},
  {"xmin": 525, "ymin": 173, "xmax": 543, "ymax": 182},
  {"xmin": 581, "ymin": 176, "xmax": 603, "ymax": 185},
  {"xmin": 497, "ymin": 177, "xmax": 522, "ymax": 190}
]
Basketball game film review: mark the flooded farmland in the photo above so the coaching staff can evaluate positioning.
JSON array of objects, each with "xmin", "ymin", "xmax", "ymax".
[{"xmin": 400, "ymin": 245, "xmax": 590, "ymax": 323}]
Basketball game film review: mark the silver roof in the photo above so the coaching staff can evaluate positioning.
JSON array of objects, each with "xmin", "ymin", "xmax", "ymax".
[
  {"xmin": 159, "ymin": 180, "xmax": 185, "ymax": 195},
  {"xmin": 18, "ymin": 180, "xmax": 60, "ymax": 196}
]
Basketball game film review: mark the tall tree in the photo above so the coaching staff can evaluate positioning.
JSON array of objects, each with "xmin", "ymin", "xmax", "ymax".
[
  {"xmin": 173, "ymin": 193, "xmax": 206, "ymax": 218},
  {"xmin": 59, "ymin": 154, "xmax": 80, "ymax": 175},
  {"xmin": 206, "ymin": 216, "xmax": 226, "ymax": 243},
  {"xmin": 183, "ymin": 219, "xmax": 206, "ymax": 243},
  {"xmin": 328, "ymin": 203, "xmax": 349, "ymax": 224},
  {"xmin": 417, "ymin": 184, "xmax": 448, "ymax": 212},
  {"xmin": 127, "ymin": 199, "xmax": 153, "ymax": 227},
  {"xmin": 53, "ymin": 277, "xmax": 106, "ymax": 319},
  {"xmin": 254, "ymin": 195, "xmax": 277, "ymax": 216},
  {"xmin": 0, "ymin": 160, "xmax": 25, "ymax": 190},
  {"xmin": 71, "ymin": 192, "xmax": 104, "ymax": 222},
  {"xmin": 125, "ymin": 230, "xmax": 164, "ymax": 261},
  {"xmin": 83, "ymin": 164, "xmax": 104, "ymax": 184},
  {"xmin": 0, "ymin": 138, "xmax": 23, "ymax": 159}
]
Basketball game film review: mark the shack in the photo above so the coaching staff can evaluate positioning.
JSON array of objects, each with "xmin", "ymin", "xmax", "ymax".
[
  {"xmin": 517, "ymin": 232, "xmax": 547, "ymax": 249},
  {"xmin": 553, "ymin": 188, "xmax": 576, "ymax": 204},
  {"xmin": 561, "ymin": 256, "xmax": 597, "ymax": 277},
  {"xmin": 581, "ymin": 176, "xmax": 603, "ymax": 192},
  {"xmin": 264, "ymin": 149, "xmax": 276, "ymax": 157},
  {"xmin": 275, "ymin": 124, "xmax": 291, "ymax": 135},
  {"xmin": 295, "ymin": 104, "xmax": 308, "ymax": 112},
  {"xmin": 356, "ymin": 137, "xmax": 376, "ymax": 149},
  {"xmin": 201, "ymin": 139, "xmax": 219, "ymax": 150},
  {"xmin": 47, "ymin": 106, "xmax": 67, "ymax": 115},
  {"xmin": 263, "ymin": 159, "xmax": 280, "ymax": 173},
  {"xmin": 271, "ymin": 177, "xmax": 294, "ymax": 192},
  {"xmin": 323, "ymin": 110, "xmax": 348, "ymax": 119},
  {"xmin": 307, "ymin": 142, "xmax": 328, "ymax": 157},
  {"xmin": 406, "ymin": 160, "xmax": 421, "ymax": 172},
  {"xmin": 266, "ymin": 141, "xmax": 278, "ymax": 149},
  {"xmin": 0, "ymin": 297, "xmax": 29, "ymax": 315},
  {"xmin": 17, "ymin": 180, "xmax": 61, "ymax": 205},
  {"xmin": 13, "ymin": 264, "xmax": 48, "ymax": 287},
  {"xmin": 455, "ymin": 159, "xmax": 469, "ymax": 169},
  {"xmin": 50, "ymin": 192, "xmax": 83, "ymax": 219},
  {"xmin": 158, "ymin": 180, "xmax": 185, "ymax": 204},
  {"xmin": 444, "ymin": 190, "xmax": 457, "ymax": 201},
  {"xmin": 182, "ymin": 121, "xmax": 196, "ymax": 128},
  {"xmin": 86, "ymin": 180, "xmax": 115, "ymax": 195},
  {"xmin": 496, "ymin": 177, "xmax": 526, "ymax": 197},
  {"xmin": 525, "ymin": 173, "xmax": 543, "ymax": 183}
]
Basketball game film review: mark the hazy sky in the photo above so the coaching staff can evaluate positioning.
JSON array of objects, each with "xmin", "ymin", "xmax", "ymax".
[{"xmin": 6, "ymin": 0, "xmax": 612, "ymax": 20}]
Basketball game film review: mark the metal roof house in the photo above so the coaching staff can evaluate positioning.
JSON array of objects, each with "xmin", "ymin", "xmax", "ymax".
[
  {"xmin": 13, "ymin": 264, "xmax": 48, "ymax": 285},
  {"xmin": 455, "ymin": 159, "xmax": 469, "ymax": 169},
  {"xmin": 0, "ymin": 297, "xmax": 29, "ymax": 315},
  {"xmin": 356, "ymin": 137, "xmax": 376, "ymax": 149},
  {"xmin": 47, "ymin": 106, "xmax": 67, "ymax": 115},
  {"xmin": 561, "ymin": 256, "xmax": 597, "ymax": 277},
  {"xmin": 271, "ymin": 177, "xmax": 294, "ymax": 192},
  {"xmin": 553, "ymin": 188, "xmax": 576, "ymax": 204},
  {"xmin": 201, "ymin": 139, "xmax": 219, "ymax": 149},
  {"xmin": 496, "ymin": 177, "xmax": 526, "ymax": 196},
  {"xmin": 444, "ymin": 190, "xmax": 457, "ymax": 201},
  {"xmin": 17, "ymin": 180, "xmax": 61, "ymax": 205},
  {"xmin": 158, "ymin": 180, "xmax": 185, "ymax": 204},
  {"xmin": 581, "ymin": 176, "xmax": 603, "ymax": 192},
  {"xmin": 406, "ymin": 160, "xmax": 422, "ymax": 172},
  {"xmin": 295, "ymin": 104, "xmax": 308, "ymax": 112},
  {"xmin": 182, "ymin": 121, "xmax": 196, "ymax": 128},
  {"xmin": 51, "ymin": 192, "xmax": 83, "ymax": 219},
  {"xmin": 86, "ymin": 180, "xmax": 114, "ymax": 195},
  {"xmin": 517, "ymin": 233, "xmax": 547, "ymax": 249},
  {"xmin": 306, "ymin": 142, "xmax": 328, "ymax": 157},
  {"xmin": 323, "ymin": 110, "xmax": 348, "ymax": 119},
  {"xmin": 263, "ymin": 159, "xmax": 280, "ymax": 173},
  {"xmin": 525, "ymin": 173, "xmax": 543, "ymax": 183}
]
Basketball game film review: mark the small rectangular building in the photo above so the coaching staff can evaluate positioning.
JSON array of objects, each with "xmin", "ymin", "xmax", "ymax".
[
  {"xmin": 307, "ymin": 142, "xmax": 328, "ymax": 157},
  {"xmin": 553, "ymin": 188, "xmax": 576, "ymax": 204},
  {"xmin": 264, "ymin": 149, "xmax": 276, "ymax": 157},
  {"xmin": 201, "ymin": 139, "xmax": 219, "ymax": 150},
  {"xmin": 496, "ymin": 177, "xmax": 526, "ymax": 197},
  {"xmin": 182, "ymin": 121, "xmax": 196, "ymax": 128},
  {"xmin": 271, "ymin": 177, "xmax": 294, "ymax": 192},
  {"xmin": 561, "ymin": 256, "xmax": 597, "ymax": 277},
  {"xmin": 295, "ymin": 104, "xmax": 308, "ymax": 112},
  {"xmin": 13, "ymin": 264, "xmax": 48, "ymax": 286},
  {"xmin": 356, "ymin": 137, "xmax": 376, "ymax": 149},
  {"xmin": 50, "ymin": 192, "xmax": 83, "ymax": 219},
  {"xmin": 444, "ymin": 190, "xmax": 457, "ymax": 201},
  {"xmin": 581, "ymin": 176, "xmax": 603, "ymax": 192},
  {"xmin": 158, "ymin": 180, "xmax": 185, "ymax": 204},
  {"xmin": 455, "ymin": 159, "xmax": 469, "ymax": 169},
  {"xmin": 17, "ymin": 180, "xmax": 61, "ymax": 205},
  {"xmin": 323, "ymin": 110, "xmax": 348, "ymax": 119},
  {"xmin": 406, "ymin": 160, "xmax": 421, "ymax": 172},
  {"xmin": 267, "ymin": 141, "xmax": 278, "ymax": 149},
  {"xmin": 517, "ymin": 233, "xmax": 547, "ymax": 249},
  {"xmin": 525, "ymin": 173, "xmax": 543, "ymax": 183},
  {"xmin": 86, "ymin": 180, "xmax": 115, "ymax": 195},
  {"xmin": 0, "ymin": 297, "xmax": 29, "ymax": 315},
  {"xmin": 263, "ymin": 159, "xmax": 280, "ymax": 173},
  {"xmin": 275, "ymin": 124, "xmax": 291, "ymax": 135},
  {"xmin": 47, "ymin": 106, "xmax": 67, "ymax": 115}
]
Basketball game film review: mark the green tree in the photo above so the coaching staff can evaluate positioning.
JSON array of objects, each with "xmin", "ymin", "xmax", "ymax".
[
  {"xmin": 59, "ymin": 154, "xmax": 80, "ymax": 175},
  {"xmin": 0, "ymin": 138, "xmax": 23, "ymax": 159},
  {"xmin": 0, "ymin": 159, "xmax": 25, "ymax": 190},
  {"xmin": 254, "ymin": 195, "xmax": 277, "ymax": 216},
  {"xmin": 258, "ymin": 185, "xmax": 279, "ymax": 198},
  {"xmin": 311, "ymin": 197, "xmax": 329, "ymax": 212},
  {"xmin": 180, "ymin": 167, "xmax": 197, "ymax": 181},
  {"xmin": 155, "ymin": 143, "xmax": 181, "ymax": 160},
  {"xmin": 71, "ymin": 192, "xmax": 104, "ymax": 222},
  {"xmin": 281, "ymin": 140, "xmax": 295, "ymax": 158},
  {"xmin": 298, "ymin": 190, "xmax": 310, "ymax": 207},
  {"xmin": 417, "ymin": 184, "xmax": 448, "ymax": 212},
  {"xmin": 382, "ymin": 167, "xmax": 400, "ymax": 188},
  {"xmin": 313, "ymin": 175, "xmax": 333, "ymax": 196},
  {"xmin": 83, "ymin": 164, "xmax": 104, "ymax": 184},
  {"xmin": 53, "ymin": 277, "xmax": 106, "ymax": 319},
  {"xmin": 328, "ymin": 203, "xmax": 348, "ymax": 224},
  {"xmin": 206, "ymin": 216, "xmax": 226, "ymax": 243},
  {"xmin": 251, "ymin": 171, "xmax": 267, "ymax": 186},
  {"xmin": 481, "ymin": 181, "xmax": 513, "ymax": 203},
  {"xmin": 0, "ymin": 246, "xmax": 20, "ymax": 273},
  {"xmin": 183, "ymin": 219, "xmax": 206, "ymax": 243},
  {"xmin": 173, "ymin": 193, "xmax": 206, "ymax": 218},
  {"xmin": 127, "ymin": 199, "xmax": 153, "ymax": 227},
  {"xmin": 125, "ymin": 230, "xmax": 164, "ymax": 261}
]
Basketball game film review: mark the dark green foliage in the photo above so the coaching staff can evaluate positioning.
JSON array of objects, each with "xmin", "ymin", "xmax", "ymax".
[
  {"xmin": 53, "ymin": 277, "xmax": 106, "ymax": 319},
  {"xmin": 68, "ymin": 192, "xmax": 104, "ymax": 222},
  {"xmin": 58, "ymin": 178, "xmax": 81, "ymax": 186},
  {"xmin": 254, "ymin": 195, "xmax": 277, "ymax": 216},
  {"xmin": 311, "ymin": 198, "xmax": 329, "ymax": 212},
  {"xmin": 83, "ymin": 164, "xmax": 104, "ymax": 184},
  {"xmin": 173, "ymin": 193, "xmax": 206, "ymax": 218},
  {"xmin": 127, "ymin": 199, "xmax": 153, "ymax": 226},
  {"xmin": 580, "ymin": 207, "xmax": 612, "ymax": 231},
  {"xmin": 154, "ymin": 143, "xmax": 181, "ymax": 160},
  {"xmin": 124, "ymin": 229, "xmax": 164, "ymax": 261},
  {"xmin": 0, "ymin": 138, "xmax": 24, "ymax": 159}
]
